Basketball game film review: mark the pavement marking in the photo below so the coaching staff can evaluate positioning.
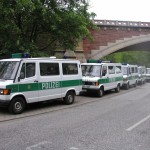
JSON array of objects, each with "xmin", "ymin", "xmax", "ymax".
[
  {"xmin": 26, "ymin": 141, "xmax": 51, "ymax": 150},
  {"xmin": 126, "ymin": 114, "xmax": 150, "ymax": 131},
  {"xmin": 70, "ymin": 147, "xmax": 79, "ymax": 150}
]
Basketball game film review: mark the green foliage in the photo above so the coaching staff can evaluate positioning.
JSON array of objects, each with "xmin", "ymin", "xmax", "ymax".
[
  {"xmin": 102, "ymin": 51, "xmax": 150, "ymax": 67},
  {"xmin": 0, "ymin": 0, "xmax": 95, "ymax": 58}
]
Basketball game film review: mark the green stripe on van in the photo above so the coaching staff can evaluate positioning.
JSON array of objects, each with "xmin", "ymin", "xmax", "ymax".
[
  {"xmin": 6, "ymin": 79, "xmax": 82, "ymax": 93},
  {"xmin": 128, "ymin": 75, "xmax": 138, "ymax": 80},
  {"xmin": 98, "ymin": 76, "xmax": 123, "ymax": 84},
  {"xmin": 62, "ymin": 80, "xmax": 82, "ymax": 87}
]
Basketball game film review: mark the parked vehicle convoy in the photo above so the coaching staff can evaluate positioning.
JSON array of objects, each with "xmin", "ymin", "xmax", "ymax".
[
  {"xmin": 138, "ymin": 66, "xmax": 146, "ymax": 85},
  {"xmin": 122, "ymin": 64, "xmax": 138, "ymax": 89},
  {"xmin": 145, "ymin": 68, "xmax": 150, "ymax": 82},
  {"xmin": 81, "ymin": 60, "xmax": 123, "ymax": 97},
  {"xmin": 0, "ymin": 53, "xmax": 82, "ymax": 114},
  {"xmin": 0, "ymin": 53, "xmax": 149, "ymax": 115}
]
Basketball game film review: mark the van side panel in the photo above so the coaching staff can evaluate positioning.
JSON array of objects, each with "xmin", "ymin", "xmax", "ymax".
[
  {"xmin": 61, "ymin": 62, "xmax": 82, "ymax": 97},
  {"xmin": 6, "ymin": 59, "xmax": 82, "ymax": 104}
]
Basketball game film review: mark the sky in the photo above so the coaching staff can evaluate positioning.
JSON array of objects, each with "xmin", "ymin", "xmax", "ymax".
[{"xmin": 88, "ymin": 0, "xmax": 150, "ymax": 22}]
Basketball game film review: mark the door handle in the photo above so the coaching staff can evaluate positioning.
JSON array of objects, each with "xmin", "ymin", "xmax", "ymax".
[{"xmin": 34, "ymin": 80, "xmax": 38, "ymax": 83}]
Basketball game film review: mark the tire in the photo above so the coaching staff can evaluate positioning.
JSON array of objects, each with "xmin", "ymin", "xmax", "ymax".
[
  {"xmin": 63, "ymin": 91, "xmax": 75, "ymax": 105},
  {"xmin": 8, "ymin": 97, "xmax": 26, "ymax": 114},
  {"xmin": 138, "ymin": 80, "xmax": 142, "ymax": 86},
  {"xmin": 125, "ymin": 83, "xmax": 129, "ymax": 90},
  {"xmin": 97, "ymin": 87, "xmax": 104, "ymax": 97},
  {"xmin": 134, "ymin": 81, "xmax": 137, "ymax": 87},
  {"xmin": 115, "ymin": 84, "xmax": 120, "ymax": 93}
]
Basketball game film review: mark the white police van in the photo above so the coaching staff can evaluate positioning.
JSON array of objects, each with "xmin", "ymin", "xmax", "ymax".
[
  {"xmin": 138, "ymin": 66, "xmax": 146, "ymax": 85},
  {"xmin": 81, "ymin": 60, "xmax": 123, "ymax": 97},
  {"xmin": 145, "ymin": 68, "xmax": 150, "ymax": 82},
  {"xmin": 0, "ymin": 53, "xmax": 82, "ymax": 114},
  {"xmin": 122, "ymin": 64, "xmax": 138, "ymax": 89}
]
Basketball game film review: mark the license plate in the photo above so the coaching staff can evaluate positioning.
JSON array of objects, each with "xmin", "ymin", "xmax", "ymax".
[{"xmin": 83, "ymin": 85, "xmax": 90, "ymax": 88}]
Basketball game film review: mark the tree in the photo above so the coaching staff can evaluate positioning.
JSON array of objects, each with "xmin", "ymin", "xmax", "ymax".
[
  {"xmin": 102, "ymin": 51, "xmax": 150, "ymax": 67},
  {"xmin": 0, "ymin": 0, "xmax": 95, "ymax": 58}
]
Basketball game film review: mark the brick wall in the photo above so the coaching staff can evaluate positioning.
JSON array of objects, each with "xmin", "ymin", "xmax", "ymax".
[{"xmin": 83, "ymin": 27, "xmax": 150, "ymax": 55}]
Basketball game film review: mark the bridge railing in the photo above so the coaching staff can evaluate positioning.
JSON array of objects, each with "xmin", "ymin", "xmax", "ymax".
[{"xmin": 94, "ymin": 20, "xmax": 150, "ymax": 28}]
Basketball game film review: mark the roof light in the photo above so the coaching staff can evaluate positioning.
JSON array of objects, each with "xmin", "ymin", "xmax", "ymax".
[
  {"xmin": 23, "ymin": 53, "xmax": 29, "ymax": 58},
  {"xmin": 87, "ymin": 59, "xmax": 98, "ymax": 63},
  {"xmin": 87, "ymin": 60, "xmax": 112, "ymax": 63},
  {"xmin": 12, "ymin": 53, "xmax": 30, "ymax": 58}
]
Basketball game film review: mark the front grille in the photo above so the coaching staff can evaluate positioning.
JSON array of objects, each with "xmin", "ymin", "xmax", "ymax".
[{"xmin": 83, "ymin": 81, "xmax": 93, "ymax": 85}]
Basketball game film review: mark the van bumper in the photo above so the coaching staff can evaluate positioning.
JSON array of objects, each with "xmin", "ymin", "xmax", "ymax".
[{"xmin": 0, "ymin": 100, "xmax": 10, "ymax": 107}]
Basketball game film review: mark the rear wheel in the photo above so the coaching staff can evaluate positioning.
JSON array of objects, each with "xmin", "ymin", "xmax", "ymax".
[
  {"xmin": 8, "ymin": 97, "xmax": 26, "ymax": 114},
  {"xmin": 63, "ymin": 91, "xmax": 75, "ymax": 105}
]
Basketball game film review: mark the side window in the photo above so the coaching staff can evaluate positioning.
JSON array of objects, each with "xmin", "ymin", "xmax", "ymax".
[
  {"xmin": 62, "ymin": 63, "xmax": 78, "ymax": 75},
  {"xmin": 20, "ymin": 63, "xmax": 35, "ymax": 79},
  {"xmin": 128, "ymin": 68, "xmax": 130, "ymax": 74},
  {"xmin": 40, "ymin": 63, "xmax": 59, "ymax": 76},
  {"xmin": 116, "ymin": 66, "xmax": 121, "ymax": 74},
  {"xmin": 108, "ymin": 66, "xmax": 115, "ymax": 74},
  {"xmin": 135, "ymin": 67, "xmax": 138, "ymax": 73},
  {"xmin": 131, "ymin": 67, "xmax": 134, "ymax": 73},
  {"xmin": 102, "ymin": 66, "xmax": 107, "ymax": 76}
]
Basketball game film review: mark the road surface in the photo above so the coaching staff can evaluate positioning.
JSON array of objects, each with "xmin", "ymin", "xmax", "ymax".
[{"xmin": 0, "ymin": 84, "xmax": 150, "ymax": 150}]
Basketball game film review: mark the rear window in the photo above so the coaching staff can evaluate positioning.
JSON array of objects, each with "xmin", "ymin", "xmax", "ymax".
[
  {"xmin": 62, "ymin": 63, "xmax": 78, "ymax": 75},
  {"xmin": 116, "ymin": 66, "xmax": 122, "ymax": 74},
  {"xmin": 108, "ymin": 66, "xmax": 115, "ymax": 74}
]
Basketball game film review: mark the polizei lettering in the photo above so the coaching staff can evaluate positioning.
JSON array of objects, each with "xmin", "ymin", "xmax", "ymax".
[{"xmin": 42, "ymin": 81, "xmax": 60, "ymax": 90}]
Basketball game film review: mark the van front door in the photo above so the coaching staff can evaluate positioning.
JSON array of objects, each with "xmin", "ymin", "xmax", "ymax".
[
  {"xmin": 18, "ymin": 62, "xmax": 39, "ymax": 103},
  {"xmin": 101, "ymin": 65, "xmax": 110, "ymax": 90}
]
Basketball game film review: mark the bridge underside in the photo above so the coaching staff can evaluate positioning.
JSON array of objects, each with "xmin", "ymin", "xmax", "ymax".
[
  {"xmin": 115, "ymin": 41, "xmax": 150, "ymax": 53},
  {"xmin": 89, "ymin": 34, "xmax": 150, "ymax": 59}
]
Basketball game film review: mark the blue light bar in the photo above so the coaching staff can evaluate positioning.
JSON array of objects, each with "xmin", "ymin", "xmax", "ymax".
[{"xmin": 23, "ymin": 53, "xmax": 29, "ymax": 58}]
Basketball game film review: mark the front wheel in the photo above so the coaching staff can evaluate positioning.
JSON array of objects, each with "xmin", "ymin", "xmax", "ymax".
[
  {"xmin": 63, "ymin": 91, "xmax": 75, "ymax": 105},
  {"xmin": 8, "ymin": 97, "xmax": 26, "ymax": 114},
  {"xmin": 97, "ymin": 87, "xmax": 104, "ymax": 97},
  {"xmin": 125, "ymin": 83, "xmax": 129, "ymax": 90},
  {"xmin": 115, "ymin": 84, "xmax": 120, "ymax": 92},
  {"xmin": 134, "ymin": 81, "xmax": 137, "ymax": 87}
]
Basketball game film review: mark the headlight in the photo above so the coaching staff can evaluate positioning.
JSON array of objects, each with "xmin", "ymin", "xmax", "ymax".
[
  {"xmin": 0, "ymin": 89, "xmax": 11, "ymax": 95},
  {"xmin": 95, "ymin": 82, "xmax": 99, "ymax": 86}
]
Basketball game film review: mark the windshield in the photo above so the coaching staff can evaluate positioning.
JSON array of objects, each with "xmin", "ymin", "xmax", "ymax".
[
  {"xmin": 142, "ymin": 68, "xmax": 146, "ymax": 74},
  {"xmin": 123, "ymin": 67, "xmax": 128, "ymax": 75},
  {"xmin": 0, "ymin": 61, "xmax": 20, "ymax": 80},
  {"xmin": 147, "ymin": 68, "xmax": 150, "ymax": 74},
  {"xmin": 81, "ymin": 65, "xmax": 101, "ymax": 77},
  {"xmin": 138, "ymin": 68, "xmax": 142, "ymax": 74}
]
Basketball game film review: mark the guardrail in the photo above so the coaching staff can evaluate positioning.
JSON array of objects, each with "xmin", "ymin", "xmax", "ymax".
[{"xmin": 94, "ymin": 20, "xmax": 150, "ymax": 28}]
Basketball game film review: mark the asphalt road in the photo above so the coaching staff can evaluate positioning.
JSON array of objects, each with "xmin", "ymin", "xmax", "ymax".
[{"xmin": 0, "ymin": 84, "xmax": 150, "ymax": 150}]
